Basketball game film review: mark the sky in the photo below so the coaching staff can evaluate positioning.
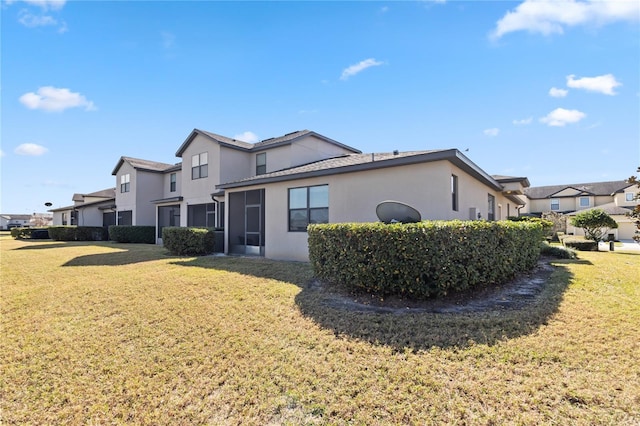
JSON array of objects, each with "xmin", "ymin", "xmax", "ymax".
[{"xmin": 1, "ymin": 0, "xmax": 639, "ymax": 214}]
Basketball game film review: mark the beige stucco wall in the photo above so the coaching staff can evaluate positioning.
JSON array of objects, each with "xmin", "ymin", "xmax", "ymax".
[
  {"xmin": 135, "ymin": 171, "xmax": 164, "ymax": 226},
  {"xmin": 219, "ymin": 146, "xmax": 252, "ymax": 183},
  {"xmin": 615, "ymin": 186, "xmax": 639, "ymax": 207},
  {"xmin": 227, "ymin": 160, "xmax": 511, "ymax": 261},
  {"xmin": 162, "ymin": 169, "xmax": 181, "ymax": 199}
]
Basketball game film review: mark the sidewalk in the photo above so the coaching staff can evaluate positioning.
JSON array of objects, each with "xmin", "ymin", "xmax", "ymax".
[{"xmin": 598, "ymin": 240, "xmax": 640, "ymax": 252}]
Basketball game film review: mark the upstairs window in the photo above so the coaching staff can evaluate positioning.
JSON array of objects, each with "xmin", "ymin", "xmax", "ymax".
[
  {"xmin": 551, "ymin": 198, "xmax": 559, "ymax": 211},
  {"xmin": 170, "ymin": 173, "xmax": 177, "ymax": 192},
  {"xmin": 120, "ymin": 174, "xmax": 130, "ymax": 193},
  {"xmin": 579, "ymin": 196, "xmax": 590, "ymax": 207},
  {"xmin": 256, "ymin": 152, "xmax": 266, "ymax": 175},
  {"xmin": 191, "ymin": 152, "xmax": 208, "ymax": 180},
  {"xmin": 451, "ymin": 175, "xmax": 458, "ymax": 211},
  {"xmin": 289, "ymin": 185, "xmax": 329, "ymax": 232},
  {"xmin": 626, "ymin": 192, "xmax": 635, "ymax": 202}
]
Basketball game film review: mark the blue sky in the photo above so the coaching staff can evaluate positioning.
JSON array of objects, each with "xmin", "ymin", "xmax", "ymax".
[{"xmin": 2, "ymin": 0, "xmax": 639, "ymax": 214}]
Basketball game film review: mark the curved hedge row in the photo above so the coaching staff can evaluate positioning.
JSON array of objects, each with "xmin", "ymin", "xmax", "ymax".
[{"xmin": 308, "ymin": 220, "xmax": 543, "ymax": 298}]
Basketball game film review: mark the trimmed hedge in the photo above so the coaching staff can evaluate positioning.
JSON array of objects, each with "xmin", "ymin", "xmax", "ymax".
[
  {"xmin": 108, "ymin": 226, "xmax": 155, "ymax": 244},
  {"xmin": 540, "ymin": 242, "xmax": 577, "ymax": 259},
  {"xmin": 562, "ymin": 236, "xmax": 598, "ymax": 251},
  {"xmin": 162, "ymin": 227, "xmax": 215, "ymax": 256},
  {"xmin": 48, "ymin": 226, "xmax": 107, "ymax": 241},
  {"xmin": 10, "ymin": 227, "xmax": 50, "ymax": 240},
  {"xmin": 308, "ymin": 220, "xmax": 543, "ymax": 298}
]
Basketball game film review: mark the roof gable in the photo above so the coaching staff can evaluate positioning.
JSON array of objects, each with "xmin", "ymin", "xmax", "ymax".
[
  {"xmin": 112, "ymin": 156, "xmax": 177, "ymax": 175},
  {"xmin": 525, "ymin": 180, "xmax": 630, "ymax": 199},
  {"xmin": 175, "ymin": 128, "xmax": 361, "ymax": 157}
]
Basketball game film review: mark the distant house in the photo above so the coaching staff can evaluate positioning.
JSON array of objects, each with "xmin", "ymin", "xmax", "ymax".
[
  {"xmin": 523, "ymin": 180, "xmax": 639, "ymax": 240},
  {"xmin": 1, "ymin": 214, "xmax": 33, "ymax": 230},
  {"xmin": 49, "ymin": 188, "xmax": 116, "ymax": 227}
]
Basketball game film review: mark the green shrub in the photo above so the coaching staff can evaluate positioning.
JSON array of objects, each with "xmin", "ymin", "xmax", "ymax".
[
  {"xmin": 10, "ymin": 227, "xmax": 50, "ymax": 240},
  {"xmin": 108, "ymin": 226, "xmax": 155, "ymax": 244},
  {"xmin": 540, "ymin": 242, "xmax": 577, "ymax": 259},
  {"xmin": 308, "ymin": 220, "xmax": 543, "ymax": 298},
  {"xmin": 162, "ymin": 227, "xmax": 215, "ymax": 256},
  {"xmin": 48, "ymin": 226, "xmax": 107, "ymax": 241},
  {"xmin": 507, "ymin": 216, "xmax": 553, "ymax": 238},
  {"xmin": 562, "ymin": 236, "xmax": 598, "ymax": 251}
]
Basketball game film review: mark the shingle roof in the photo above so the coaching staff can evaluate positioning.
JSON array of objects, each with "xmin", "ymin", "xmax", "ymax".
[
  {"xmin": 176, "ymin": 128, "xmax": 361, "ymax": 157},
  {"xmin": 525, "ymin": 180, "xmax": 631, "ymax": 199},
  {"xmin": 218, "ymin": 149, "xmax": 504, "ymax": 191},
  {"xmin": 492, "ymin": 175, "xmax": 531, "ymax": 187},
  {"xmin": 112, "ymin": 156, "xmax": 178, "ymax": 175},
  {"xmin": 565, "ymin": 202, "xmax": 633, "ymax": 216}
]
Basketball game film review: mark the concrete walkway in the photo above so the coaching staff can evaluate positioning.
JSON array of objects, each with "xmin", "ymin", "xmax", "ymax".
[{"xmin": 598, "ymin": 239, "xmax": 640, "ymax": 252}]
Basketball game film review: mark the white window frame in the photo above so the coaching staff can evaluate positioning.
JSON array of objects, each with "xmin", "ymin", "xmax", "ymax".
[
  {"xmin": 191, "ymin": 152, "xmax": 208, "ymax": 180},
  {"xmin": 550, "ymin": 198, "xmax": 559, "ymax": 211},
  {"xmin": 579, "ymin": 196, "xmax": 590, "ymax": 208},
  {"xmin": 626, "ymin": 192, "xmax": 635, "ymax": 202},
  {"xmin": 256, "ymin": 152, "xmax": 266, "ymax": 175},
  {"xmin": 120, "ymin": 173, "xmax": 130, "ymax": 193}
]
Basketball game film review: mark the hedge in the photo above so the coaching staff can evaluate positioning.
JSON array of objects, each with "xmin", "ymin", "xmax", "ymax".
[
  {"xmin": 10, "ymin": 227, "xmax": 50, "ymax": 240},
  {"xmin": 108, "ymin": 226, "xmax": 155, "ymax": 244},
  {"xmin": 48, "ymin": 226, "xmax": 107, "ymax": 241},
  {"xmin": 308, "ymin": 220, "xmax": 543, "ymax": 298},
  {"xmin": 540, "ymin": 242, "xmax": 577, "ymax": 259},
  {"xmin": 562, "ymin": 236, "xmax": 598, "ymax": 251},
  {"xmin": 162, "ymin": 227, "xmax": 216, "ymax": 256}
]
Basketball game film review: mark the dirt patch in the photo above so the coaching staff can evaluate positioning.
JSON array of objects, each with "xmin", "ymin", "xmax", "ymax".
[{"xmin": 305, "ymin": 258, "xmax": 557, "ymax": 314}]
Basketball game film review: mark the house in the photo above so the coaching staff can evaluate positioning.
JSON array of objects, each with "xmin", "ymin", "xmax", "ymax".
[
  {"xmin": 1, "ymin": 214, "xmax": 33, "ymax": 230},
  {"xmin": 49, "ymin": 188, "xmax": 116, "ymax": 227},
  {"xmin": 523, "ymin": 180, "xmax": 639, "ymax": 240},
  {"xmin": 111, "ymin": 157, "xmax": 180, "ymax": 232},
  {"xmin": 217, "ymin": 149, "xmax": 529, "ymax": 261}
]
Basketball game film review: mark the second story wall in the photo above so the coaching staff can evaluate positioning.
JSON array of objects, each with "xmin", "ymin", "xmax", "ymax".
[{"xmin": 180, "ymin": 134, "xmax": 221, "ymax": 204}]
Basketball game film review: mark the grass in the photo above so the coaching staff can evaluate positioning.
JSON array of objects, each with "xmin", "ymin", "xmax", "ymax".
[{"xmin": 1, "ymin": 236, "xmax": 639, "ymax": 425}]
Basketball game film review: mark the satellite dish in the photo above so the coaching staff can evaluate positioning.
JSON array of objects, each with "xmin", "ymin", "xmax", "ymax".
[
  {"xmin": 376, "ymin": 200, "xmax": 421, "ymax": 224},
  {"xmin": 44, "ymin": 202, "xmax": 53, "ymax": 207}
]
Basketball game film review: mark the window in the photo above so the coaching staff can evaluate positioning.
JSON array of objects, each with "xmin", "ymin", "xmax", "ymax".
[
  {"xmin": 451, "ymin": 175, "xmax": 458, "ymax": 211},
  {"xmin": 487, "ymin": 194, "xmax": 495, "ymax": 221},
  {"xmin": 256, "ymin": 153, "xmax": 266, "ymax": 175},
  {"xmin": 170, "ymin": 173, "xmax": 177, "ymax": 192},
  {"xmin": 626, "ymin": 192, "xmax": 636, "ymax": 202},
  {"xmin": 579, "ymin": 196, "xmax": 590, "ymax": 207},
  {"xmin": 117, "ymin": 210, "xmax": 132, "ymax": 225},
  {"xmin": 288, "ymin": 184, "xmax": 328, "ymax": 232},
  {"xmin": 191, "ymin": 152, "xmax": 208, "ymax": 180},
  {"xmin": 61, "ymin": 212, "xmax": 67, "ymax": 226},
  {"xmin": 120, "ymin": 174, "xmax": 130, "ymax": 193},
  {"xmin": 551, "ymin": 199, "xmax": 559, "ymax": 211},
  {"xmin": 187, "ymin": 203, "xmax": 216, "ymax": 228}
]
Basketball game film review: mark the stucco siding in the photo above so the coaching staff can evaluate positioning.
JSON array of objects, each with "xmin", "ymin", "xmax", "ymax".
[
  {"xmin": 115, "ymin": 162, "xmax": 137, "ymax": 223},
  {"xmin": 219, "ymin": 146, "xmax": 252, "ymax": 182},
  {"xmin": 135, "ymin": 171, "xmax": 164, "ymax": 225}
]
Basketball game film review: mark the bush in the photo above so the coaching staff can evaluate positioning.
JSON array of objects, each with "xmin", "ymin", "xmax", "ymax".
[
  {"xmin": 48, "ymin": 226, "xmax": 107, "ymax": 241},
  {"xmin": 10, "ymin": 227, "xmax": 50, "ymax": 240},
  {"xmin": 108, "ymin": 226, "xmax": 155, "ymax": 244},
  {"xmin": 540, "ymin": 242, "xmax": 577, "ymax": 259},
  {"xmin": 562, "ymin": 236, "xmax": 598, "ymax": 251},
  {"xmin": 507, "ymin": 216, "xmax": 553, "ymax": 238},
  {"xmin": 308, "ymin": 220, "xmax": 543, "ymax": 298},
  {"xmin": 162, "ymin": 227, "xmax": 216, "ymax": 256}
]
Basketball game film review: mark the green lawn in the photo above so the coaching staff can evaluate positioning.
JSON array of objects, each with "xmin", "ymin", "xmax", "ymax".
[{"xmin": 1, "ymin": 235, "xmax": 639, "ymax": 425}]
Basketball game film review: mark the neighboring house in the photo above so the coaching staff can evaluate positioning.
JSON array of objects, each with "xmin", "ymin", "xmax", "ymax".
[
  {"xmin": 218, "ymin": 149, "xmax": 529, "ymax": 261},
  {"xmin": 523, "ymin": 180, "xmax": 639, "ymax": 240},
  {"xmin": 49, "ymin": 188, "xmax": 116, "ymax": 227},
  {"xmin": 1, "ymin": 214, "xmax": 33, "ymax": 230}
]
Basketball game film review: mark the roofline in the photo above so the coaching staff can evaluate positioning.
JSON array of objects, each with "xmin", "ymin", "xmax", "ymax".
[
  {"xmin": 494, "ymin": 176, "xmax": 531, "ymax": 187},
  {"xmin": 112, "ymin": 156, "xmax": 178, "ymax": 175},
  {"xmin": 175, "ymin": 129, "xmax": 362, "ymax": 157},
  {"xmin": 48, "ymin": 198, "xmax": 116, "ymax": 212},
  {"xmin": 218, "ymin": 149, "xmax": 503, "ymax": 191}
]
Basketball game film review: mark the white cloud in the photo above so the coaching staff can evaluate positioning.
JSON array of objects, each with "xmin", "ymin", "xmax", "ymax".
[
  {"xmin": 540, "ymin": 108, "xmax": 586, "ymax": 126},
  {"xmin": 18, "ymin": 10, "xmax": 57, "ymax": 27},
  {"xmin": 513, "ymin": 117, "xmax": 533, "ymax": 125},
  {"xmin": 549, "ymin": 87, "xmax": 568, "ymax": 98},
  {"xmin": 19, "ymin": 86, "xmax": 96, "ymax": 112},
  {"xmin": 490, "ymin": 0, "xmax": 640, "ymax": 39},
  {"xmin": 379, "ymin": 6, "xmax": 389, "ymax": 13},
  {"xmin": 233, "ymin": 131, "xmax": 258, "ymax": 143},
  {"xmin": 340, "ymin": 58, "xmax": 384, "ymax": 81},
  {"xmin": 483, "ymin": 128, "xmax": 500, "ymax": 137},
  {"xmin": 566, "ymin": 73, "xmax": 621, "ymax": 95},
  {"xmin": 6, "ymin": 0, "xmax": 66, "ymax": 10},
  {"xmin": 14, "ymin": 143, "xmax": 48, "ymax": 156},
  {"xmin": 0, "ymin": 149, "xmax": 5, "ymax": 157}
]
